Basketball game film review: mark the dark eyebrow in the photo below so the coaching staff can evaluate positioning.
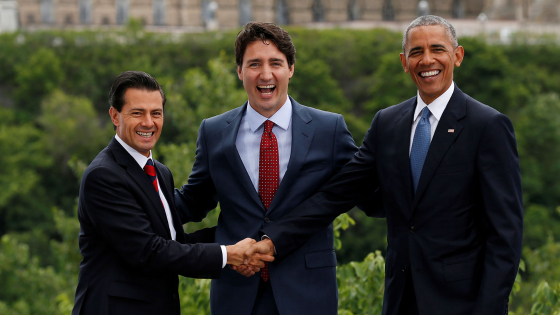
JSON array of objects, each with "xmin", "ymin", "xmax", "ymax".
[
  {"xmin": 246, "ymin": 58, "xmax": 261, "ymax": 64},
  {"xmin": 431, "ymin": 44, "xmax": 446, "ymax": 49},
  {"xmin": 270, "ymin": 58, "xmax": 284, "ymax": 63},
  {"xmin": 129, "ymin": 107, "xmax": 146, "ymax": 112},
  {"xmin": 408, "ymin": 46, "xmax": 422, "ymax": 55}
]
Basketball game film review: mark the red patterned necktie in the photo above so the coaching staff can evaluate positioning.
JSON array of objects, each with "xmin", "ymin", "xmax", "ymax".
[
  {"xmin": 258, "ymin": 120, "xmax": 279, "ymax": 281},
  {"xmin": 144, "ymin": 159, "xmax": 159, "ymax": 193}
]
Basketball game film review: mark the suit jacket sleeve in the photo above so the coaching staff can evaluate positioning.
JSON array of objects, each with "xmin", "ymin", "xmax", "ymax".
[
  {"xmin": 473, "ymin": 113, "xmax": 523, "ymax": 314},
  {"xmin": 262, "ymin": 112, "xmax": 382, "ymax": 260},
  {"xmin": 175, "ymin": 119, "xmax": 219, "ymax": 224},
  {"xmin": 82, "ymin": 165, "xmax": 223, "ymax": 278}
]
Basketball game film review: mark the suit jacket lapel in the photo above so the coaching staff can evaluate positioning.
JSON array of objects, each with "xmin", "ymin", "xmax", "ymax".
[
  {"xmin": 109, "ymin": 138, "xmax": 172, "ymax": 239},
  {"xmin": 411, "ymin": 87, "xmax": 466, "ymax": 211},
  {"xmin": 155, "ymin": 161, "xmax": 185, "ymax": 243},
  {"xmin": 221, "ymin": 104, "xmax": 264, "ymax": 210},
  {"xmin": 268, "ymin": 98, "xmax": 314, "ymax": 213},
  {"xmin": 396, "ymin": 98, "xmax": 416, "ymax": 216}
]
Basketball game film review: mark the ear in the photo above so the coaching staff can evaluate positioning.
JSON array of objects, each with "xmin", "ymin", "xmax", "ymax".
[
  {"xmin": 237, "ymin": 66, "xmax": 243, "ymax": 80},
  {"xmin": 400, "ymin": 53, "xmax": 409, "ymax": 73},
  {"xmin": 109, "ymin": 107, "xmax": 120, "ymax": 128},
  {"xmin": 454, "ymin": 46, "xmax": 465, "ymax": 67},
  {"xmin": 288, "ymin": 64, "xmax": 294, "ymax": 79}
]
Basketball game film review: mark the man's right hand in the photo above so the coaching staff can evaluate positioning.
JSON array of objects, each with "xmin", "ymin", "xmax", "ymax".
[
  {"xmin": 226, "ymin": 238, "xmax": 274, "ymax": 269},
  {"xmin": 243, "ymin": 238, "xmax": 275, "ymax": 267}
]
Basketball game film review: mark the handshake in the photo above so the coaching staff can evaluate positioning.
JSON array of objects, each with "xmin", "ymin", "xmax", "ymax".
[{"xmin": 225, "ymin": 238, "xmax": 275, "ymax": 277}]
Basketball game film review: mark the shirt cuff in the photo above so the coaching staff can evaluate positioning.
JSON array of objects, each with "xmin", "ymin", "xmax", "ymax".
[{"xmin": 220, "ymin": 245, "xmax": 227, "ymax": 268}]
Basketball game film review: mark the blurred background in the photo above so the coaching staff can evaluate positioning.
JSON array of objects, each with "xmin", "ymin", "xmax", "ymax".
[{"xmin": 1, "ymin": 0, "xmax": 560, "ymax": 314}]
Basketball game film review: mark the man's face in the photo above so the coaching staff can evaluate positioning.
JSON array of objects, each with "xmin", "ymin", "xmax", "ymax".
[
  {"xmin": 400, "ymin": 25, "xmax": 464, "ymax": 105},
  {"xmin": 109, "ymin": 88, "xmax": 163, "ymax": 157},
  {"xmin": 238, "ymin": 40, "xmax": 294, "ymax": 118}
]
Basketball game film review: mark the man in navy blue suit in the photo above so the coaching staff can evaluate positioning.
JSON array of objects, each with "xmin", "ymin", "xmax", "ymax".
[
  {"xmin": 174, "ymin": 22, "xmax": 361, "ymax": 314},
  {"xmin": 248, "ymin": 15, "xmax": 523, "ymax": 315}
]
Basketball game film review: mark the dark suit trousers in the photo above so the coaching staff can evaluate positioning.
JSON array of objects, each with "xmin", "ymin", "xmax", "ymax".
[
  {"xmin": 251, "ymin": 277, "xmax": 279, "ymax": 315},
  {"xmin": 397, "ymin": 269, "xmax": 419, "ymax": 315}
]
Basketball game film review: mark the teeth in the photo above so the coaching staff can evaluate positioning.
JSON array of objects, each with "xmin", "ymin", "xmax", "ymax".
[
  {"xmin": 258, "ymin": 85, "xmax": 275, "ymax": 89},
  {"xmin": 421, "ymin": 70, "xmax": 440, "ymax": 77},
  {"xmin": 136, "ymin": 131, "xmax": 153, "ymax": 138}
]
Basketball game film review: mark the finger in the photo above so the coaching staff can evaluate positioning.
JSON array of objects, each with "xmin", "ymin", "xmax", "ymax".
[{"xmin": 255, "ymin": 253, "xmax": 275, "ymax": 263}]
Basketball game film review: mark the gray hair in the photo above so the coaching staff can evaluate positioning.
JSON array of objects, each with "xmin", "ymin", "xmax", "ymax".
[{"xmin": 402, "ymin": 15, "xmax": 458, "ymax": 53}]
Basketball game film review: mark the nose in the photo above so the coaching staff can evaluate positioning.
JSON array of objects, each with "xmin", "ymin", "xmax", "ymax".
[
  {"xmin": 419, "ymin": 51, "xmax": 435, "ymax": 65},
  {"xmin": 141, "ymin": 113, "xmax": 154, "ymax": 128},
  {"xmin": 260, "ymin": 64, "xmax": 273, "ymax": 81}
]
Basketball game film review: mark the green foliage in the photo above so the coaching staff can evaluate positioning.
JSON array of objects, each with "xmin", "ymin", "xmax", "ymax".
[
  {"xmin": 14, "ymin": 48, "xmax": 64, "ymax": 120},
  {"xmin": 530, "ymin": 281, "xmax": 560, "ymax": 315},
  {"xmin": 337, "ymin": 251, "xmax": 385, "ymax": 315}
]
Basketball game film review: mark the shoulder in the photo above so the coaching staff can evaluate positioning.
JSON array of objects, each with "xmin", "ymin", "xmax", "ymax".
[
  {"xmin": 203, "ymin": 104, "xmax": 246, "ymax": 128},
  {"xmin": 293, "ymin": 101, "xmax": 344, "ymax": 125}
]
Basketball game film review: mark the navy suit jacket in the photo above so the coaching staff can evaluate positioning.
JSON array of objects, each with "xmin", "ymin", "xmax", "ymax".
[
  {"xmin": 261, "ymin": 86, "xmax": 523, "ymax": 315},
  {"xmin": 72, "ymin": 138, "xmax": 223, "ymax": 315},
  {"xmin": 175, "ymin": 97, "xmax": 358, "ymax": 315}
]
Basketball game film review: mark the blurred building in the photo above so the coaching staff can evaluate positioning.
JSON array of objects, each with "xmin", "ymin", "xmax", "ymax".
[{"xmin": 9, "ymin": 0, "xmax": 560, "ymax": 30}]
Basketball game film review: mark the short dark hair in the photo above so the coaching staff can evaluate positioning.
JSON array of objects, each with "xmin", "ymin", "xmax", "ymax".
[
  {"xmin": 235, "ymin": 22, "xmax": 296, "ymax": 67},
  {"xmin": 108, "ymin": 71, "xmax": 166, "ymax": 112},
  {"xmin": 402, "ymin": 15, "xmax": 458, "ymax": 53}
]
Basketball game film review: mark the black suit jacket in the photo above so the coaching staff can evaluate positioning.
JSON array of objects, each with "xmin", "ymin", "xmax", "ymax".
[
  {"xmin": 72, "ymin": 138, "xmax": 222, "ymax": 315},
  {"xmin": 262, "ymin": 86, "xmax": 523, "ymax": 315}
]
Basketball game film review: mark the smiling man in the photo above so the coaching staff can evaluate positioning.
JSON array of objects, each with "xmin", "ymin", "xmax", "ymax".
[
  {"xmin": 174, "ymin": 22, "xmax": 360, "ymax": 315},
  {"xmin": 71, "ymin": 71, "xmax": 271, "ymax": 315},
  {"xmin": 248, "ymin": 15, "xmax": 523, "ymax": 315}
]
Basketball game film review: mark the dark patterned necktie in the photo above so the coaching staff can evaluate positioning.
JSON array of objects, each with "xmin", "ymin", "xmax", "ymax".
[
  {"xmin": 258, "ymin": 120, "xmax": 279, "ymax": 281},
  {"xmin": 144, "ymin": 159, "xmax": 159, "ymax": 193}
]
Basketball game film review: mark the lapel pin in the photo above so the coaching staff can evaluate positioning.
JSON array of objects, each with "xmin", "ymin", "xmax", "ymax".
[{"xmin": 448, "ymin": 129, "xmax": 455, "ymax": 133}]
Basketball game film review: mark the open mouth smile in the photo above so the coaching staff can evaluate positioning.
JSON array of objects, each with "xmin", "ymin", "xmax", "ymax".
[
  {"xmin": 136, "ymin": 131, "xmax": 154, "ymax": 138},
  {"xmin": 257, "ymin": 84, "xmax": 276, "ymax": 95},
  {"xmin": 419, "ymin": 70, "xmax": 441, "ymax": 78}
]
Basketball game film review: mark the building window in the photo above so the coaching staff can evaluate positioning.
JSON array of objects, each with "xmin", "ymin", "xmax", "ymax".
[
  {"xmin": 382, "ymin": 0, "xmax": 394, "ymax": 21},
  {"xmin": 116, "ymin": 0, "xmax": 128, "ymax": 25},
  {"xmin": 452, "ymin": 0, "xmax": 464, "ymax": 18},
  {"xmin": 28, "ymin": 14, "xmax": 36, "ymax": 24},
  {"xmin": 417, "ymin": 0, "xmax": 430, "ymax": 16},
  {"xmin": 79, "ymin": 0, "xmax": 92, "ymax": 24},
  {"xmin": 41, "ymin": 0, "xmax": 55, "ymax": 24},
  {"xmin": 65, "ymin": 14, "xmax": 73, "ymax": 25},
  {"xmin": 239, "ymin": 0, "xmax": 251, "ymax": 26},
  {"xmin": 153, "ymin": 0, "xmax": 166, "ymax": 25},
  {"xmin": 275, "ymin": 0, "xmax": 289, "ymax": 25},
  {"xmin": 201, "ymin": 0, "xmax": 218, "ymax": 26},
  {"xmin": 102, "ymin": 16, "xmax": 110, "ymax": 24},
  {"xmin": 312, "ymin": 0, "xmax": 325, "ymax": 22},
  {"xmin": 348, "ymin": 0, "xmax": 360, "ymax": 21}
]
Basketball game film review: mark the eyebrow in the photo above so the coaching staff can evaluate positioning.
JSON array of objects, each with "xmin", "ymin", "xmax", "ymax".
[{"xmin": 408, "ymin": 44, "xmax": 447, "ymax": 55}]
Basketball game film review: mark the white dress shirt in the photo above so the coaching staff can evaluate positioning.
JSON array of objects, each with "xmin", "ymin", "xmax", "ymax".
[
  {"xmin": 235, "ymin": 97, "xmax": 293, "ymax": 192},
  {"xmin": 409, "ymin": 82, "xmax": 455, "ymax": 155},
  {"xmin": 115, "ymin": 135, "xmax": 227, "ymax": 268}
]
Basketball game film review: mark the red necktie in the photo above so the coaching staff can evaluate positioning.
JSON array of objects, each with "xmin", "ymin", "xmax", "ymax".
[
  {"xmin": 144, "ymin": 159, "xmax": 159, "ymax": 193},
  {"xmin": 258, "ymin": 120, "xmax": 279, "ymax": 281}
]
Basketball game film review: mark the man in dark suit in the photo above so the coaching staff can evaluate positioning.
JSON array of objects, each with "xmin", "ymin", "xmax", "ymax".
[
  {"xmin": 174, "ymin": 22, "xmax": 359, "ymax": 315},
  {"xmin": 247, "ymin": 15, "xmax": 523, "ymax": 315},
  {"xmin": 72, "ymin": 71, "xmax": 271, "ymax": 315}
]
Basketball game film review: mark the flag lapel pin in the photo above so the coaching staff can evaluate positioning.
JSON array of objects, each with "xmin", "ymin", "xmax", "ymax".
[{"xmin": 448, "ymin": 129, "xmax": 455, "ymax": 133}]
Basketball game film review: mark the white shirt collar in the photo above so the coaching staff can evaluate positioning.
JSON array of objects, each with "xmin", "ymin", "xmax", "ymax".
[
  {"xmin": 246, "ymin": 97, "xmax": 292, "ymax": 133},
  {"xmin": 413, "ymin": 81, "xmax": 455, "ymax": 121},
  {"xmin": 115, "ymin": 134, "xmax": 153, "ymax": 169}
]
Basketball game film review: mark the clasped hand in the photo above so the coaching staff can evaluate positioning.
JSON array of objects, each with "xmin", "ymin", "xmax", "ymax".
[{"xmin": 226, "ymin": 238, "xmax": 275, "ymax": 277}]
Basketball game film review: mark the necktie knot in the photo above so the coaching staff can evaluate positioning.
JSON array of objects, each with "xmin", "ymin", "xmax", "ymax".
[
  {"xmin": 144, "ymin": 159, "xmax": 158, "ymax": 192},
  {"xmin": 264, "ymin": 120, "xmax": 274, "ymax": 134},
  {"xmin": 421, "ymin": 106, "xmax": 431, "ymax": 120}
]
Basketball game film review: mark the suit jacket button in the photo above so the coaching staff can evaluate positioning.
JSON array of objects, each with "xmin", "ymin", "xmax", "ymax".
[
  {"xmin": 402, "ymin": 266, "xmax": 407, "ymax": 273},
  {"xmin": 409, "ymin": 226, "xmax": 416, "ymax": 233},
  {"xmin": 264, "ymin": 217, "xmax": 271, "ymax": 223}
]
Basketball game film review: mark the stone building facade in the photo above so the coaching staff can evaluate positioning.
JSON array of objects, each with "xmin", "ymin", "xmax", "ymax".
[{"xmin": 12, "ymin": 0, "xmax": 560, "ymax": 29}]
